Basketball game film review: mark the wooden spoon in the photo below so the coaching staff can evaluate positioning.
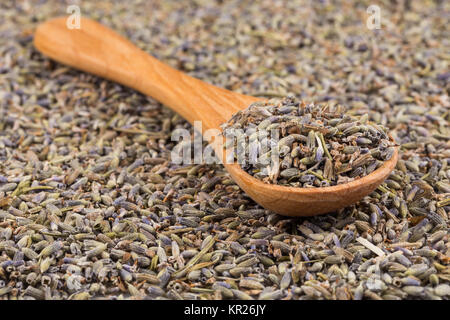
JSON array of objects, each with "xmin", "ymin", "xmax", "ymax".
[{"xmin": 34, "ymin": 17, "xmax": 398, "ymax": 216}]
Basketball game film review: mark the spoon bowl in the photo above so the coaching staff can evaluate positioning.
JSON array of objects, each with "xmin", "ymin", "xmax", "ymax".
[
  {"xmin": 34, "ymin": 17, "xmax": 398, "ymax": 217},
  {"xmin": 224, "ymin": 154, "xmax": 397, "ymax": 216}
]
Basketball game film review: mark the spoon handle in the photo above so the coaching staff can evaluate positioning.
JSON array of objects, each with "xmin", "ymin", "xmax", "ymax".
[{"xmin": 34, "ymin": 17, "xmax": 258, "ymax": 131}]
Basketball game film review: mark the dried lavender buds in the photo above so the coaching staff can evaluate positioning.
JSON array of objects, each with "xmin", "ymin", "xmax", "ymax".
[
  {"xmin": 221, "ymin": 96, "xmax": 396, "ymax": 187},
  {"xmin": 0, "ymin": 0, "xmax": 449, "ymax": 301}
]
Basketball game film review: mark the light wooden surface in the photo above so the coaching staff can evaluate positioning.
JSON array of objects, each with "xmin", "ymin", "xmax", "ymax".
[{"xmin": 34, "ymin": 17, "xmax": 398, "ymax": 216}]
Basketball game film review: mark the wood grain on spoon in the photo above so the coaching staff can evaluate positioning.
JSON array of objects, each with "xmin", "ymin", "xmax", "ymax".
[{"xmin": 34, "ymin": 17, "xmax": 398, "ymax": 216}]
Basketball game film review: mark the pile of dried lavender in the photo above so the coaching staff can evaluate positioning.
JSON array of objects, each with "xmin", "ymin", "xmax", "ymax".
[
  {"xmin": 221, "ymin": 96, "xmax": 396, "ymax": 186},
  {"xmin": 0, "ymin": 0, "xmax": 448, "ymax": 300}
]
